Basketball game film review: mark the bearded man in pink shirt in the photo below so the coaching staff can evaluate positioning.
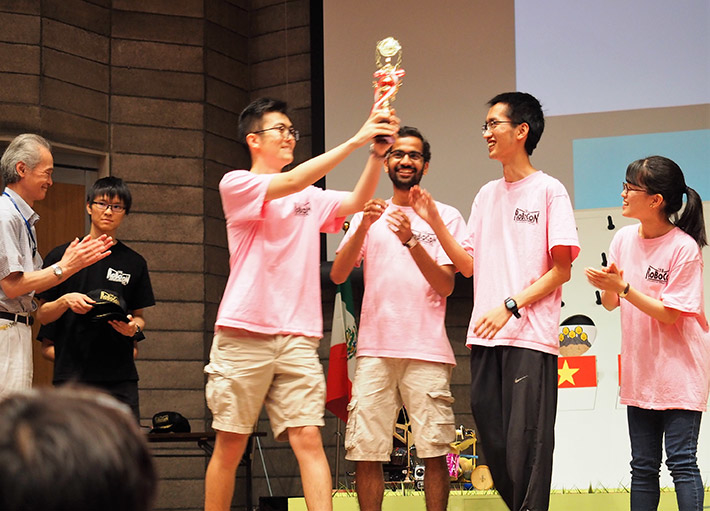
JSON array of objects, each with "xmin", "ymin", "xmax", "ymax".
[
  {"xmin": 331, "ymin": 126, "xmax": 466, "ymax": 511},
  {"xmin": 204, "ymin": 98, "xmax": 398, "ymax": 511},
  {"xmin": 410, "ymin": 93, "xmax": 580, "ymax": 511}
]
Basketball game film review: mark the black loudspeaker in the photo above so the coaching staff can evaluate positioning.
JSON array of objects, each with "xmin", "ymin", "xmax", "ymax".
[{"xmin": 259, "ymin": 496, "xmax": 289, "ymax": 511}]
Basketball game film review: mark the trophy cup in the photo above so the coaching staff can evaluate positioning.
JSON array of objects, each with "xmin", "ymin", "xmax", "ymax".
[{"xmin": 373, "ymin": 37, "xmax": 405, "ymax": 143}]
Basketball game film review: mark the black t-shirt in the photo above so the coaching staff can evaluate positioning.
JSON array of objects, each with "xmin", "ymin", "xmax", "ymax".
[{"xmin": 37, "ymin": 240, "xmax": 155, "ymax": 383}]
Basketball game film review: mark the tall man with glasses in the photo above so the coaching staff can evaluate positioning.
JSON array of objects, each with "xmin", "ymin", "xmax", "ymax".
[
  {"xmin": 410, "ymin": 93, "xmax": 580, "ymax": 511},
  {"xmin": 331, "ymin": 126, "xmax": 466, "ymax": 511},
  {"xmin": 35, "ymin": 177, "xmax": 154, "ymax": 419},
  {"xmin": 0, "ymin": 134, "xmax": 113, "ymax": 398},
  {"xmin": 204, "ymin": 97, "xmax": 398, "ymax": 511}
]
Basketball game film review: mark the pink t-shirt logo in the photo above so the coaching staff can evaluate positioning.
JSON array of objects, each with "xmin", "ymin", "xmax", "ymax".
[
  {"xmin": 294, "ymin": 201, "xmax": 311, "ymax": 216},
  {"xmin": 412, "ymin": 230, "xmax": 437, "ymax": 246},
  {"xmin": 513, "ymin": 208, "xmax": 540, "ymax": 224},
  {"xmin": 645, "ymin": 265, "xmax": 669, "ymax": 283}
]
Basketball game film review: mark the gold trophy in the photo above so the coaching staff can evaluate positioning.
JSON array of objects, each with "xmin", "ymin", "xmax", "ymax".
[
  {"xmin": 373, "ymin": 37, "xmax": 405, "ymax": 143},
  {"xmin": 373, "ymin": 37, "xmax": 405, "ymax": 112}
]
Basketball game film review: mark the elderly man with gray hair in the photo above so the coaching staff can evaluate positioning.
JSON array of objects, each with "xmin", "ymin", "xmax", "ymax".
[{"xmin": 0, "ymin": 133, "xmax": 113, "ymax": 397}]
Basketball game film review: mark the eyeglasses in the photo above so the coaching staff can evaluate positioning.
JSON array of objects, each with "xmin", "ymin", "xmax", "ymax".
[
  {"xmin": 481, "ymin": 120, "xmax": 518, "ymax": 134},
  {"xmin": 251, "ymin": 124, "xmax": 300, "ymax": 141},
  {"xmin": 622, "ymin": 182, "xmax": 647, "ymax": 194},
  {"xmin": 91, "ymin": 201, "xmax": 126, "ymax": 213},
  {"xmin": 389, "ymin": 150, "xmax": 424, "ymax": 162}
]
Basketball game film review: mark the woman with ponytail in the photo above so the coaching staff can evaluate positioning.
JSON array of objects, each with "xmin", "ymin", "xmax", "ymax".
[{"xmin": 586, "ymin": 155, "xmax": 709, "ymax": 511}]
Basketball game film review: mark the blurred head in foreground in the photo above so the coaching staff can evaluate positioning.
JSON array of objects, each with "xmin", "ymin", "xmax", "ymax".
[{"xmin": 0, "ymin": 386, "xmax": 156, "ymax": 511}]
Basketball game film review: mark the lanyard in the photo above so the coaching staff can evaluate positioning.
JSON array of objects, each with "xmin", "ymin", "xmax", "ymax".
[{"xmin": 2, "ymin": 191, "xmax": 37, "ymax": 258}]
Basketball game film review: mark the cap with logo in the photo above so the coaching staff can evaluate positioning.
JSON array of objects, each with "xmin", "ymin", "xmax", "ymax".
[
  {"xmin": 86, "ymin": 289, "xmax": 129, "ymax": 323},
  {"xmin": 150, "ymin": 411, "xmax": 191, "ymax": 434}
]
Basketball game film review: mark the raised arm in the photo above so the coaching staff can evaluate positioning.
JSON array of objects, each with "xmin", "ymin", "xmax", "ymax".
[
  {"xmin": 330, "ymin": 199, "xmax": 387, "ymax": 284},
  {"xmin": 0, "ymin": 235, "xmax": 113, "ymax": 299},
  {"xmin": 409, "ymin": 186, "xmax": 473, "ymax": 277},
  {"xmin": 265, "ymin": 109, "xmax": 398, "ymax": 202},
  {"xmin": 336, "ymin": 136, "xmax": 395, "ymax": 216}
]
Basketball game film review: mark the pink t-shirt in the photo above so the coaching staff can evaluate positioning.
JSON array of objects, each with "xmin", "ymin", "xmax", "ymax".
[
  {"xmin": 464, "ymin": 171, "xmax": 580, "ymax": 354},
  {"xmin": 611, "ymin": 224, "xmax": 710, "ymax": 411},
  {"xmin": 215, "ymin": 170, "xmax": 347, "ymax": 338},
  {"xmin": 337, "ymin": 200, "xmax": 466, "ymax": 365}
]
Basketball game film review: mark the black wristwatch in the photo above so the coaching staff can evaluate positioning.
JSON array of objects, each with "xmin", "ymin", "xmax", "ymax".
[
  {"xmin": 504, "ymin": 297, "xmax": 521, "ymax": 319},
  {"xmin": 403, "ymin": 236, "xmax": 419, "ymax": 249}
]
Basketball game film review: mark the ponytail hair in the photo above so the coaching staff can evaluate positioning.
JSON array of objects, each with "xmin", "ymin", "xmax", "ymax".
[
  {"xmin": 676, "ymin": 185, "xmax": 707, "ymax": 248},
  {"xmin": 626, "ymin": 155, "xmax": 707, "ymax": 248}
]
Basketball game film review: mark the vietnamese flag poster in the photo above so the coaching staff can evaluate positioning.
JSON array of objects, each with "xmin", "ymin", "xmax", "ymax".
[{"xmin": 558, "ymin": 355, "xmax": 597, "ymax": 410}]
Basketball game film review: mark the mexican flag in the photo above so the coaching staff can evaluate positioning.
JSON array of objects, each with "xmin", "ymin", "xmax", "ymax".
[{"xmin": 326, "ymin": 280, "xmax": 358, "ymax": 422}]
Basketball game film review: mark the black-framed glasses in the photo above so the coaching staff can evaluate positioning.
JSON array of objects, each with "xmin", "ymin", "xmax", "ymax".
[
  {"xmin": 91, "ymin": 201, "xmax": 126, "ymax": 213},
  {"xmin": 389, "ymin": 150, "xmax": 424, "ymax": 162},
  {"xmin": 622, "ymin": 182, "xmax": 647, "ymax": 194},
  {"xmin": 481, "ymin": 120, "xmax": 518, "ymax": 134},
  {"xmin": 251, "ymin": 124, "xmax": 300, "ymax": 141}
]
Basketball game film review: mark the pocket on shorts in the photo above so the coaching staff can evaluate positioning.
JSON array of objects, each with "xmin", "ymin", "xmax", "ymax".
[
  {"xmin": 344, "ymin": 399, "xmax": 359, "ymax": 451},
  {"xmin": 204, "ymin": 363, "xmax": 232, "ymax": 416},
  {"xmin": 423, "ymin": 390, "xmax": 456, "ymax": 445},
  {"xmin": 427, "ymin": 390, "xmax": 455, "ymax": 405}
]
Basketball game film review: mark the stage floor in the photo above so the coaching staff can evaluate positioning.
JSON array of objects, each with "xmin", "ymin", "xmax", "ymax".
[{"xmin": 289, "ymin": 489, "xmax": 710, "ymax": 510}]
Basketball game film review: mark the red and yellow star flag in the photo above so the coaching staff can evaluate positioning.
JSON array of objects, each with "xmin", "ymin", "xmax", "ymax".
[
  {"xmin": 557, "ymin": 356, "xmax": 598, "ymax": 410},
  {"xmin": 558, "ymin": 356, "xmax": 597, "ymax": 388}
]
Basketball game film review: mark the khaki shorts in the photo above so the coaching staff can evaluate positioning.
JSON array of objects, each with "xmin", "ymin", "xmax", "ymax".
[
  {"xmin": 345, "ymin": 357, "xmax": 455, "ymax": 461},
  {"xmin": 204, "ymin": 328, "xmax": 326, "ymax": 441}
]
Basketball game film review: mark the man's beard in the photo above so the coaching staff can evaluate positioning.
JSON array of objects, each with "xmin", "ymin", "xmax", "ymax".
[{"xmin": 389, "ymin": 164, "xmax": 423, "ymax": 190}]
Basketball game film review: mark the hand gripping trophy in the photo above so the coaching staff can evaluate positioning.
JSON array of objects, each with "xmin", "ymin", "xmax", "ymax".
[{"xmin": 372, "ymin": 37, "xmax": 405, "ymax": 142}]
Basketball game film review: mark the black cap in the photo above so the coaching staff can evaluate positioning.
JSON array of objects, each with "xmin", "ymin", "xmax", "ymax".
[
  {"xmin": 150, "ymin": 411, "xmax": 191, "ymax": 434},
  {"xmin": 86, "ymin": 289, "xmax": 129, "ymax": 323}
]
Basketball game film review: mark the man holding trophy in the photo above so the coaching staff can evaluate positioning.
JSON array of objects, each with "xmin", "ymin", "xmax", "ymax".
[{"xmin": 204, "ymin": 95, "xmax": 398, "ymax": 511}]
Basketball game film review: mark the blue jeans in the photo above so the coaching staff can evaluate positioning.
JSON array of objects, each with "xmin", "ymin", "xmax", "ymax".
[{"xmin": 627, "ymin": 406, "xmax": 704, "ymax": 511}]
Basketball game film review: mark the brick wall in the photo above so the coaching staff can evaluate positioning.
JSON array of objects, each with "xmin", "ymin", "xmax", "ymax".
[
  {"xmin": 0, "ymin": 0, "xmax": 315, "ymax": 509},
  {"xmin": 109, "ymin": 2, "xmax": 212, "ymax": 509},
  {"xmin": 0, "ymin": 1, "xmax": 249, "ymax": 510}
]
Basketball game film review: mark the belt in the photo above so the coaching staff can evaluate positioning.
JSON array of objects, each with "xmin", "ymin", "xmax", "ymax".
[{"xmin": 0, "ymin": 311, "xmax": 34, "ymax": 326}]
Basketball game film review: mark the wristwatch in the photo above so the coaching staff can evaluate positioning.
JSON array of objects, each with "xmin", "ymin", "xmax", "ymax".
[
  {"xmin": 403, "ymin": 236, "xmax": 419, "ymax": 249},
  {"xmin": 618, "ymin": 282, "xmax": 631, "ymax": 298},
  {"xmin": 51, "ymin": 264, "xmax": 63, "ymax": 279},
  {"xmin": 504, "ymin": 297, "xmax": 521, "ymax": 319}
]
